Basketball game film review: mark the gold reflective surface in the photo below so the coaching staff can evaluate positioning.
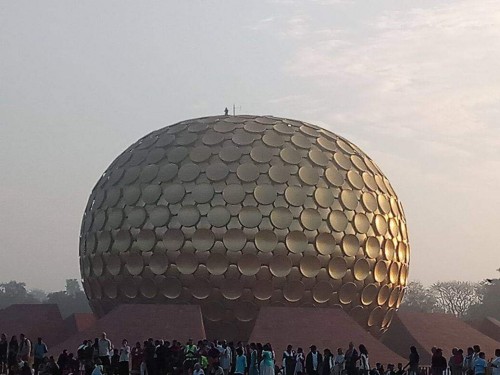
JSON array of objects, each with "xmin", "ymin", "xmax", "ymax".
[{"xmin": 81, "ymin": 115, "xmax": 410, "ymax": 336}]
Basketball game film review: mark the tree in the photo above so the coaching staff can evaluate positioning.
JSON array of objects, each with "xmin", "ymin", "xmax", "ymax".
[
  {"xmin": 399, "ymin": 281, "xmax": 440, "ymax": 313},
  {"xmin": 468, "ymin": 270, "xmax": 500, "ymax": 320},
  {"xmin": 0, "ymin": 281, "xmax": 40, "ymax": 309},
  {"xmin": 45, "ymin": 279, "xmax": 91, "ymax": 318},
  {"xmin": 430, "ymin": 281, "xmax": 482, "ymax": 318},
  {"xmin": 65, "ymin": 279, "xmax": 81, "ymax": 296}
]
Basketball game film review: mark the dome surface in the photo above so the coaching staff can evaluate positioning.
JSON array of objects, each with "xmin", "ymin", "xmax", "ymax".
[{"xmin": 80, "ymin": 115, "xmax": 410, "ymax": 339}]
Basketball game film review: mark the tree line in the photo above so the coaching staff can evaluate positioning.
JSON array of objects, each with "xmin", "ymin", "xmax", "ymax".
[
  {"xmin": 399, "ymin": 268, "xmax": 500, "ymax": 321},
  {"xmin": 0, "ymin": 279, "xmax": 91, "ymax": 318}
]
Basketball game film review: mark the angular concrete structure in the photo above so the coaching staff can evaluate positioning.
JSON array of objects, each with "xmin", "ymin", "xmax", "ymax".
[
  {"xmin": 51, "ymin": 304, "xmax": 205, "ymax": 354},
  {"xmin": 0, "ymin": 304, "xmax": 70, "ymax": 347},
  {"xmin": 250, "ymin": 306, "xmax": 405, "ymax": 364},
  {"xmin": 382, "ymin": 311, "xmax": 500, "ymax": 363}
]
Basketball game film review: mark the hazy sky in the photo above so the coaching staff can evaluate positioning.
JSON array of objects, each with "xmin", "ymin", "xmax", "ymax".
[{"xmin": 1, "ymin": 0, "xmax": 499, "ymax": 291}]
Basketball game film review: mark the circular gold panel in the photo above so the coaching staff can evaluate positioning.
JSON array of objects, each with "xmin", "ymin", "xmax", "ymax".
[
  {"xmin": 286, "ymin": 231, "xmax": 308, "ymax": 254},
  {"xmin": 300, "ymin": 256, "xmax": 321, "ymax": 278},
  {"xmin": 283, "ymin": 280, "xmax": 305, "ymax": 302}
]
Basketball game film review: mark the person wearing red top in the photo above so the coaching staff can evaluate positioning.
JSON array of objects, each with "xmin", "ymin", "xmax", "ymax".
[{"xmin": 130, "ymin": 342, "xmax": 143, "ymax": 375}]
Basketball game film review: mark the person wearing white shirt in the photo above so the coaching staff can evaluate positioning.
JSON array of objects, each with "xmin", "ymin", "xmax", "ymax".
[
  {"xmin": 119, "ymin": 339, "xmax": 130, "ymax": 375},
  {"xmin": 333, "ymin": 348, "xmax": 345, "ymax": 375},
  {"xmin": 358, "ymin": 345, "xmax": 369, "ymax": 375},
  {"xmin": 194, "ymin": 362, "xmax": 205, "ymax": 375}
]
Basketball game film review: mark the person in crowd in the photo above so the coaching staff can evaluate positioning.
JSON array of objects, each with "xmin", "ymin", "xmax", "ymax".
[
  {"xmin": 490, "ymin": 349, "xmax": 500, "ymax": 375},
  {"xmin": 91, "ymin": 360, "xmax": 103, "ymax": 375},
  {"xmin": 430, "ymin": 348, "xmax": 446, "ymax": 375},
  {"xmin": 404, "ymin": 346, "xmax": 419, "ymax": 375},
  {"xmin": 373, "ymin": 363, "xmax": 384, "ymax": 375},
  {"xmin": 57, "ymin": 349, "xmax": 69, "ymax": 374},
  {"xmin": 283, "ymin": 345, "xmax": 296, "ymax": 375},
  {"xmin": 48, "ymin": 356, "xmax": 60, "ymax": 375},
  {"xmin": 234, "ymin": 347, "xmax": 247, "ymax": 375},
  {"xmin": 8, "ymin": 335, "xmax": 19, "ymax": 372},
  {"xmin": 229, "ymin": 342, "xmax": 237, "ymax": 375},
  {"xmin": 0, "ymin": 334, "xmax": 9, "ymax": 375},
  {"xmin": 305, "ymin": 345, "xmax": 322, "ymax": 375},
  {"xmin": 385, "ymin": 364, "xmax": 396, "ymax": 375},
  {"xmin": 155, "ymin": 340, "xmax": 167, "ymax": 375},
  {"xmin": 294, "ymin": 348, "xmax": 304, "ymax": 375},
  {"xmin": 358, "ymin": 345, "xmax": 369, "ymax": 375},
  {"xmin": 130, "ymin": 342, "xmax": 143, "ymax": 375},
  {"xmin": 395, "ymin": 363, "xmax": 404, "ymax": 375},
  {"xmin": 194, "ymin": 362, "xmax": 205, "ymax": 375},
  {"xmin": 67, "ymin": 353, "xmax": 79, "ymax": 375},
  {"xmin": 208, "ymin": 343, "xmax": 221, "ymax": 369},
  {"xmin": 474, "ymin": 352, "xmax": 487, "ymax": 375},
  {"xmin": 18, "ymin": 334, "xmax": 31, "ymax": 363},
  {"xmin": 344, "ymin": 343, "xmax": 358, "ymax": 375},
  {"xmin": 110, "ymin": 349, "xmax": 120, "ymax": 375},
  {"xmin": 321, "ymin": 349, "xmax": 332, "ymax": 375},
  {"xmin": 260, "ymin": 344, "xmax": 275, "ymax": 375},
  {"xmin": 98, "ymin": 333, "xmax": 112, "ymax": 372},
  {"xmin": 118, "ymin": 339, "xmax": 130, "ymax": 375},
  {"xmin": 219, "ymin": 341, "xmax": 231, "ymax": 375},
  {"xmin": 184, "ymin": 338, "xmax": 199, "ymax": 374},
  {"xmin": 358, "ymin": 344, "xmax": 370, "ymax": 375},
  {"xmin": 463, "ymin": 347, "xmax": 475, "ymax": 375},
  {"xmin": 143, "ymin": 338, "xmax": 156, "ymax": 375},
  {"xmin": 249, "ymin": 343, "xmax": 259, "ymax": 375},
  {"xmin": 20, "ymin": 362, "xmax": 32, "ymax": 375},
  {"xmin": 84, "ymin": 340, "xmax": 95, "ymax": 375},
  {"xmin": 449, "ymin": 348, "xmax": 463, "ymax": 375},
  {"xmin": 207, "ymin": 360, "xmax": 224, "ymax": 375},
  {"xmin": 34, "ymin": 337, "xmax": 49, "ymax": 375},
  {"xmin": 333, "ymin": 348, "xmax": 344, "ymax": 375}
]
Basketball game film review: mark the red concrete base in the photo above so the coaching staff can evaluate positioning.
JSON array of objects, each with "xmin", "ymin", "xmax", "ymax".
[
  {"xmin": 382, "ymin": 312, "xmax": 500, "ymax": 363},
  {"xmin": 0, "ymin": 304, "xmax": 70, "ymax": 347},
  {"xmin": 467, "ymin": 316, "xmax": 500, "ymax": 343},
  {"xmin": 51, "ymin": 304, "xmax": 205, "ymax": 354},
  {"xmin": 249, "ymin": 306, "xmax": 404, "ymax": 365}
]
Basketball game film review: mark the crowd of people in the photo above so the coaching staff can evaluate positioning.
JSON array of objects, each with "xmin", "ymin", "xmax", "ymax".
[{"xmin": 0, "ymin": 333, "xmax": 498, "ymax": 375}]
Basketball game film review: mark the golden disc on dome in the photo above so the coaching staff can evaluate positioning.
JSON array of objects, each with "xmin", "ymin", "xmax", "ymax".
[
  {"xmin": 285, "ymin": 186, "xmax": 307, "ymax": 206},
  {"xmin": 206, "ymin": 254, "xmax": 228, "ymax": 276},
  {"xmin": 286, "ymin": 231, "xmax": 308, "ymax": 254},
  {"xmin": 361, "ymin": 284, "xmax": 378, "ymax": 306},
  {"xmin": 238, "ymin": 254, "xmax": 261, "ymax": 276},
  {"xmin": 328, "ymin": 257, "xmax": 347, "ymax": 280},
  {"xmin": 365, "ymin": 237, "xmax": 380, "ymax": 259},
  {"xmin": 176, "ymin": 253, "xmax": 198, "ymax": 275},
  {"xmin": 314, "ymin": 188, "xmax": 335, "ymax": 208},
  {"xmin": 313, "ymin": 281, "xmax": 333, "ymax": 303},
  {"xmin": 329, "ymin": 210, "xmax": 348, "ymax": 232},
  {"xmin": 353, "ymin": 213, "xmax": 370, "ymax": 234},
  {"xmin": 269, "ymin": 255, "xmax": 292, "ymax": 277},
  {"xmin": 149, "ymin": 253, "xmax": 168, "ymax": 275},
  {"xmin": 280, "ymin": 147, "xmax": 302, "ymax": 164},
  {"xmin": 192, "ymin": 229, "xmax": 215, "ymax": 252},
  {"xmin": 255, "ymin": 230, "xmax": 278, "ymax": 253},
  {"xmin": 300, "ymin": 256, "xmax": 321, "ymax": 278},
  {"xmin": 283, "ymin": 280, "xmax": 305, "ymax": 302},
  {"xmin": 223, "ymin": 184, "xmax": 245, "ymax": 204},
  {"xmin": 339, "ymin": 282, "xmax": 357, "ymax": 304},
  {"xmin": 300, "ymin": 209, "xmax": 322, "ymax": 230},
  {"xmin": 254, "ymin": 185, "xmax": 277, "ymax": 205},
  {"xmin": 341, "ymin": 234, "xmax": 359, "ymax": 257},
  {"xmin": 270, "ymin": 207, "xmax": 293, "ymax": 229}
]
